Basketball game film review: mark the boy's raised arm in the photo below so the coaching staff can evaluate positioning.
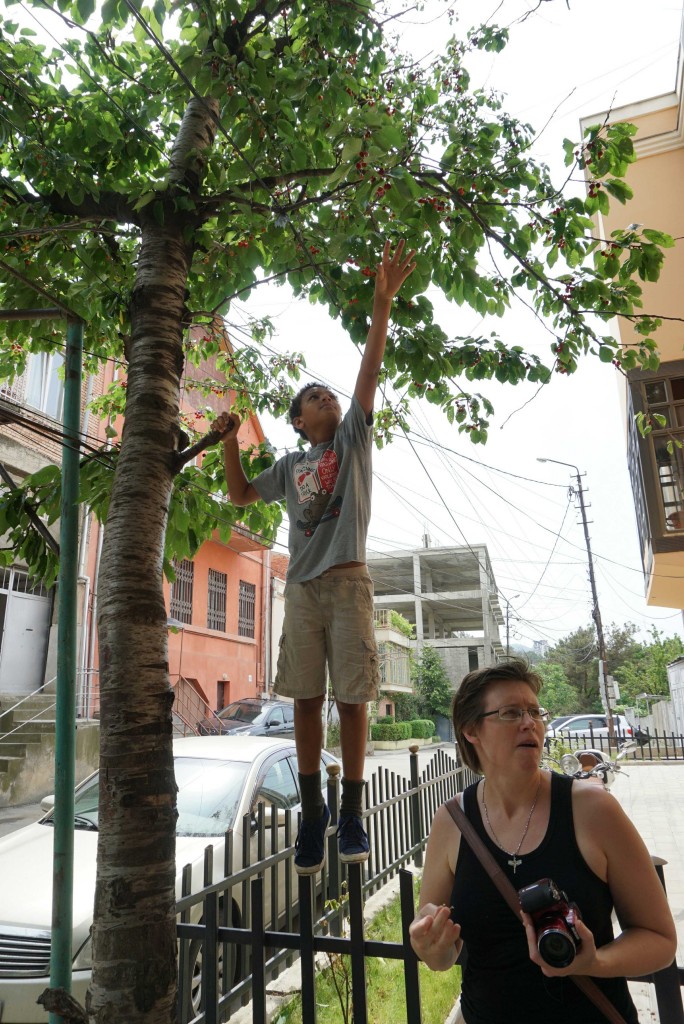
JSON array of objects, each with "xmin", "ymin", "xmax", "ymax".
[
  {"xmin": 213, "ymin": 410, "xmax": 260, "ymax": 507},
  {"xmin": 354, "ymin": 239, "xmax": 416, "ymax": 418}
]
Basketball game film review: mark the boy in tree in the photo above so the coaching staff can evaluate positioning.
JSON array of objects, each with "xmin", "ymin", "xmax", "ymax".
[{"xmin": 214, "ymin": 240, "xmax": 416, "ymax": 873}]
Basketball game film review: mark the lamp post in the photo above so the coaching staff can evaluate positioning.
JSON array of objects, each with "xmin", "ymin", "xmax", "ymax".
[
  {"xmin": 505, "ymin": 594, "xmax": 520, "ymax": 657},
  {"xmin": 537, "ymin": 457, "xmax": 615, "ymax": 739}
]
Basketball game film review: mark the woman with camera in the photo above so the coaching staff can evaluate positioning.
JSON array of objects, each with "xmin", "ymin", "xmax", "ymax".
[{"xmin": 409, "ymin": 660, "xmax": 676, "ymax": 1024}]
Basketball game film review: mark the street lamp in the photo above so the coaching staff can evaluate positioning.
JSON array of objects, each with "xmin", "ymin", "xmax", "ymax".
[
  {"xmin": 537, "ymin": 457, "xmax": 615, "ymax": 739},
  {"xmin": 504, "ymin": 594, "xmax": 520, "ymax": 657}
]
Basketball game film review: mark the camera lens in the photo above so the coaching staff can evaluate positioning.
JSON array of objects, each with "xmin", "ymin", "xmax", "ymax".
[{"xmin": 538, "ymin": 928, "xmax": 576, "ymax": 968}]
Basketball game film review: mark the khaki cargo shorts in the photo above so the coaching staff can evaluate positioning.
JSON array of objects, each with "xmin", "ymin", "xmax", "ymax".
[{"xmin": 275, "ymin": 565, "xmax": 380, "ymax": 704}]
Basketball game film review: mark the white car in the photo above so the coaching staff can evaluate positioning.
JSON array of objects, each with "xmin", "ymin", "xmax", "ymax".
[
  {"xmin": 546, "ymin": 713, "xmax": 634, "ymax": 740},
  {"xmin": 0, "ymin": 735, "xmax": 337, "ymax": 1023}
]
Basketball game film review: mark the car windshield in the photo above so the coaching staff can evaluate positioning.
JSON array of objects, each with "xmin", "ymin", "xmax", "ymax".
[
  {"xmin": 217, "ymin": 702, "xmax": 265, "ymax": 723},
  {"xmin": 548, "ymin": 716, "xmax": 573, "ymax": 730},
  {"xmin": 49, "ymin": 757, "xmax": 249, "ymax": 838},
  {"xmin": 175, "ymin": 757, "xmax": 249, "ymax": 836}
]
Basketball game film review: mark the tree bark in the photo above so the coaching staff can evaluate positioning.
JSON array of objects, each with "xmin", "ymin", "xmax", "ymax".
[{"xmin": 88, "ymin": 97, "xmax": 219, "ymax": 1024}]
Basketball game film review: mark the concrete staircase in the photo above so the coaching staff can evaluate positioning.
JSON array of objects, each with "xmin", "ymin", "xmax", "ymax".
[{"xmin": 0, "ymin": 692, "xmax": 57, "ymax": 806}]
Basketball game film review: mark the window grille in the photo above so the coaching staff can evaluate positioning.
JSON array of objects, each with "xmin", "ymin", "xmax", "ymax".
[
  {"xmin": 0, "ymin": 367, "xmax": 27, "ymax": 405},
  {"xmin": 640, "ymin": 376, "xmax": 684, "ymax": 533},
  {"xmin": 0, "ymin": 567, "xmax": 48, "ymax": 597},
  {"xmin": 207, "ymin": 569, "xmax": 227, "ymax": 632},
  {"xmin": 238, "ymin": 580, "xmax": 256, "ymax": 638},
  {"xmin": 170, "ymin": 559, "xmax": 194, "ymax": 624}
]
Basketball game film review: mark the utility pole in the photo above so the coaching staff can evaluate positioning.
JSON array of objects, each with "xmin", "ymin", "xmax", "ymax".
[
  {"xmin": 537, "ymin": 458, "xmax": 615, "ymax": 740},
  {"xmin": 504, "ymin": 593, "xmax": 519, "ymax": 657}
]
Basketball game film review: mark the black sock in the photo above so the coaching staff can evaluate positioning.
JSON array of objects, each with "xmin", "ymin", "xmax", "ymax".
[
  {"xmin": 298, "ymin": 771, "xmax": 325, "ymax": 821},
  {"xmin": 340, "ymin": 777, "xmax": 364, "ymax": 819}
]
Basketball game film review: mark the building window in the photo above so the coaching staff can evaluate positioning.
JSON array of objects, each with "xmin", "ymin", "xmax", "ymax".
[
  {"xmin": 207, "ymin": 569, "xmax": 227, "ymax": 632},
  {"xmin": 0, "ymin": 352, "xmax": 64, "ymax": 419},
  {"xmin": 238, "ymin": 580, "xmax": 256, "ymax": 638},
  {"xmin": 642, "ymin": 377, "xmax": 684, "ymax": 531},
  {"xmin": 170, "ymin": 559, "xmax": 194, "ymax": 624},
  {"xmin": 26, "ymin": 352, "xmax": 65, "ymax": 419}
]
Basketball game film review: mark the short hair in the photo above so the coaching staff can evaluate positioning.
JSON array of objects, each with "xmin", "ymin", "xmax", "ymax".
[
  {"xmin": 288, "ymin": 382, "xmax": 338, "ymax": 439},
  {"xmin": 452, "ymin": 659, "xmax": 542, "ymax": 774}
]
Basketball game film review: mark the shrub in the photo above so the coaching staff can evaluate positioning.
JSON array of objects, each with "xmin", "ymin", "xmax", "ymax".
[
  {"xmin": 385, "ymin": 691, "xmax": 420, "ymax": 721},
  {"xmin": 376, "ymin": 714, "xmax": 395, "ymax": 725},
  {"xmin": 410, "ymin": 719, "xmax": 436, "ymax": 739},
  {"xmin": 325, "ymin": 722, "xmax": 341, "ymax": 750},
  {"xmin": 371, "ymin": 722, "xmax": 412, "ymax": 741}
]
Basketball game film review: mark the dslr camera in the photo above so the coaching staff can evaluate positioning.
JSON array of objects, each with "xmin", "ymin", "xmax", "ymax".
[{"xmin": 518, "ymin": 877, "xmax": 581, "ymax": 968}]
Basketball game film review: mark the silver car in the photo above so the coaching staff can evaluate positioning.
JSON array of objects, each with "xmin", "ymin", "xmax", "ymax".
[
  {"xmin": 0, "ymin": 735, "xmax": 337, "ymax": 1023},
  {"xmin": 546, "ymin": 712, "xmax": 634, "ymax": 740}
]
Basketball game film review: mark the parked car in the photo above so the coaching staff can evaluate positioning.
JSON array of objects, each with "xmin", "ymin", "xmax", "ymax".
[
  {"xmin": 546, "ymin": 712, "xmax": 634, "ymax": 740},
  {"xmin": 0, "ymin": 735, "xmax": 338, "ymax": 1023},
  {"xmin": 546, "ymin": 715, "xmax": 575, "ymax": 733},
  {"xmin": 198, "ymin": 697, "xmax": 295, "ymax": 737}
]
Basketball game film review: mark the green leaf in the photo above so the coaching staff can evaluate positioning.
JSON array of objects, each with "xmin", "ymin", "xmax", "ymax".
[{"xmin": 642, "ymin": 229, "xmax": 675, "ymax": 248}]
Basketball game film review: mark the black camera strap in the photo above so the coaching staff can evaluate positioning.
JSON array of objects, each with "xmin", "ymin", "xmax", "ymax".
[{"xmin": 444, "ymin": 796, "xmax": 628, "ymax": 1024}]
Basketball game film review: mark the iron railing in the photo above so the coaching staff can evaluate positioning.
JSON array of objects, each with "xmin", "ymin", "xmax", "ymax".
[
  {"xmin": 175, "ymin": 746, "xmax": 684, "ymax": 1024},
  {"xmin": 175, "ymin": 746, "xmax": 475, "ymax": 1023},
  {"xmin": 550, "ymin": 728, "xmax": 684, "ymax": 761}
]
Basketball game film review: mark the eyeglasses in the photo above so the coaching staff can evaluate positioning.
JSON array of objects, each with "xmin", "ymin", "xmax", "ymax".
[{"xmin": 478, "ymin": 706, "xmax": 549, "ymax": 723}]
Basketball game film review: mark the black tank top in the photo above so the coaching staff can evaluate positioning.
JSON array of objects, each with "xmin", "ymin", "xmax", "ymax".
[{"xmin": 450, "ymin": 772, "xmax": 638, "ymax": 1024}]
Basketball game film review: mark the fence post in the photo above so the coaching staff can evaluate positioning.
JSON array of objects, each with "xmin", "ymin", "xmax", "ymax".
[
  {"xmin": 298, "ymin": 874, "xmax": 318, "ymax": 1024},
  {"xmin": 651, "ymin": 858, "xmax": 684, "ymax": 1024},
  {"xmin": 400, "ymin": 869, "xmax": 422, "ymax": 1024},
  {"xmin": 347, "ymin": 863, "xmax": 368, "ymax": 1024},
  {"xmin": 409, "ymin": 745, "xmax": 424, "ymax": 868},
  {"xmin": 251, "ymin": 878, "xmax": 266, "ymax": 1024},
  {"xmin": 203, "ymin": 889, "xmax": 218, "ymax": 1024},
  {"xmin": 327, "ymin": 763, "xmax": 342, "ymax": 936},
  {"xmin": 177, "ymin": 863, "xmax": 193, "ymax": 1024}
]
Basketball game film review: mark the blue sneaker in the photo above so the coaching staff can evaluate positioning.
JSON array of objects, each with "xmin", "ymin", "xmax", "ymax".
[
  {"xmin": 337, "ymin": 814, "xmax": 370, "ymax": 863},
  {"xmin": 294, "ymin": 805, "xmax": 331, "ymax": 875}
]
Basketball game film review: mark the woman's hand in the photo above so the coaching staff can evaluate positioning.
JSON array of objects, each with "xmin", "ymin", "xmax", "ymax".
[
  {"xmin": 522, "ymin": 910, "xmax": 598, "ymax": 978},
  {"xmin": 409, "ymin": 903, "xmax": 462, "ymax": 972}
]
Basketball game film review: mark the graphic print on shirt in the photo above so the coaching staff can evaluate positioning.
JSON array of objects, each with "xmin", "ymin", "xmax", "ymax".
[{"xmin": 293, "ymin": 447, "xmax": 342, "ymax": 537}]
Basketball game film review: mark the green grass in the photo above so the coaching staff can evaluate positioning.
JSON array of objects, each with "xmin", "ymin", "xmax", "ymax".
[{"xmin": 273, "ymin": 892, "xmax": 461, "ymax": 1024}]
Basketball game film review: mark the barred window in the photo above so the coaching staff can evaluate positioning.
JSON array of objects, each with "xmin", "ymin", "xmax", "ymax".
[
  {"xmin": 238, "ymin": 580, "xmax": 256, "ymax": 638},
  {"xmin": 207, "ymin": 569, "xmax": 227, "ymax": 632},
  {"xmin": 170, "ymin": 559, "xmax": 194, "ymax": 624}
]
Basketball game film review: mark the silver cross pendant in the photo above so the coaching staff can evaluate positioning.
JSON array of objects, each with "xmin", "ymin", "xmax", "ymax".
[{"xmin": 508, "ymin": 855, "xmax": 522, "ymax": 873}]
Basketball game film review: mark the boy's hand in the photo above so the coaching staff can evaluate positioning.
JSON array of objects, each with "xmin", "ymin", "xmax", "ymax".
[
  {"xmin": 374, "ymin": 239, "xmax": 417, "ymax": 303},
  {"xmin": 213, "ymin": 410, "xmax": 241, "ymax": 441}
]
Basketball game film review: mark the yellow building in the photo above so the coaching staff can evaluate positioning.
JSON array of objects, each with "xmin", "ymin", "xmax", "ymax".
[{"xmin": 581, "ymin": 30, "xmax": 684, "ymax": 608}]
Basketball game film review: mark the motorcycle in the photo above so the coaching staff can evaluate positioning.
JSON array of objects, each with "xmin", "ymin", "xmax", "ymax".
[{"xmin": 544, "ymin": 738, "xmax": 638, "ymax": 790}]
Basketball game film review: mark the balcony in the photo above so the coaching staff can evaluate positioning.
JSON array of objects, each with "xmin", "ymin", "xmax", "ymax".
[{"xmin": 627, "ymin": 367, "xmax": 684, "ymax": 607}]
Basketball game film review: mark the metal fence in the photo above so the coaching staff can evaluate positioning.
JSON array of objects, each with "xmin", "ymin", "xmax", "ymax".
[
  {"xmin": 175, "ymin": 746, "xmax": 684, "ymax": 1024},
  {"xmin": 175, "ymin": 746, "xmax": 474, "ymax": 1023},
  {"xmin": 554, "ymin": 728, "xmax": 684, "ymax": 760}
]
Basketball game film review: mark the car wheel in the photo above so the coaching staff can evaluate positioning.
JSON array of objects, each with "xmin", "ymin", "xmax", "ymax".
[{"xmin": 186, "ymin": 901, "xmax": 242, "ymax": 1020}]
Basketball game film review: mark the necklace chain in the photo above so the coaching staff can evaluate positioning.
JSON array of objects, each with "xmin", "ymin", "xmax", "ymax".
[{"xmin": 481, "ymin": 776, "xmax": 541, "ymax": 873}]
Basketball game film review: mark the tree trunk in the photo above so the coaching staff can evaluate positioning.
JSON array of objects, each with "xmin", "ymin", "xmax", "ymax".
[{"xmin": 88, "ymin": 97, "xmax": 219, "ymax": 1024}]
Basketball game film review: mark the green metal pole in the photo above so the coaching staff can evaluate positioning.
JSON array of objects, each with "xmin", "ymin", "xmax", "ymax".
[{"xmin": 49, "ymin": 317, "xmax": 83, "ymax": 1023}]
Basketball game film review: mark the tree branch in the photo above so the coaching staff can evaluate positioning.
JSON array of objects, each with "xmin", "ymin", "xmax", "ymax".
[
  {"xmin": 10, "ymin": 186, "xmax": 137, "ymax": 226},
  {"xmin": 37, "ymin": 988, "xmax": 88, "ymax": 1024},
  {"xmin": 171, "ymin": 427, "xmax": 222, "ymax": 474}
]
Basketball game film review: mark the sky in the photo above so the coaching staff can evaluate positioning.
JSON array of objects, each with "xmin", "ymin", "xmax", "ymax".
[{"xmin": 232, "ymin": 0, "xmax": 684, "ymax": 649}]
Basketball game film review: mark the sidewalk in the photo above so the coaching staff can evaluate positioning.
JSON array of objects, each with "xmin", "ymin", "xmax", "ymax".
[{"xmin": 608, "ymin": 762, "xmax": 684, "ymax": 1021}]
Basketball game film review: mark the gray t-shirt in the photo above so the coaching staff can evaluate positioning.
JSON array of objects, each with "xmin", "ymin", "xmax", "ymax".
[{"xmin": 251, "ymin": 395, "xmax": 372, "ymax": 582}]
